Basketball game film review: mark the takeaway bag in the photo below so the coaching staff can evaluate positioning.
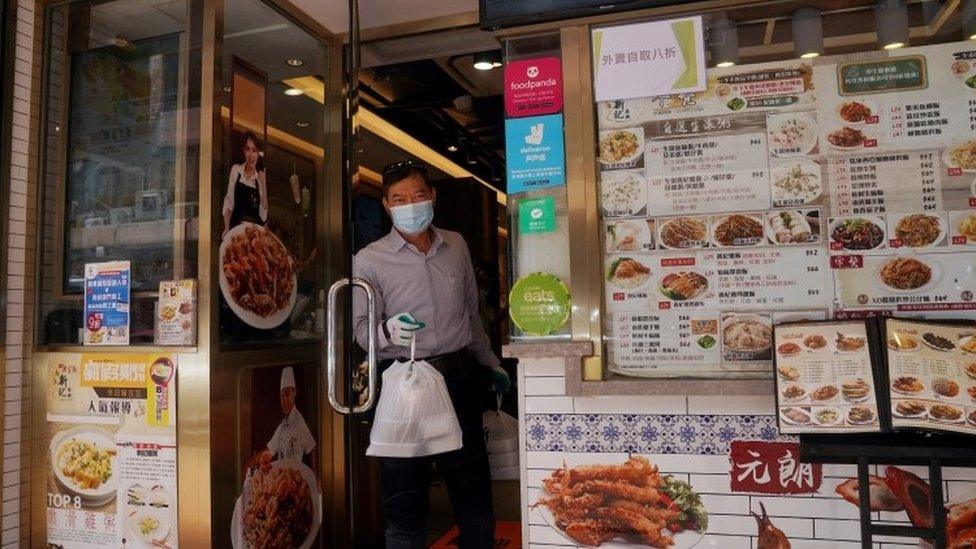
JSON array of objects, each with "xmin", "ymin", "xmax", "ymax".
[
  {"xmin": 483, "ymin": 399, "xmax": 519, "ymax": 479},
  {"xmin": 367, "ymin": 340, "xmax": 462, "ymax": 457}
]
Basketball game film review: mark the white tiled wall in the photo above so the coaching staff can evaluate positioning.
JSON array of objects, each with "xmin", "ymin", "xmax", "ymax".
[
  {"xmin": 516, "ymin": 357, "xmax": 972, "ymax": 549},
  {"xmin": 4, "ymin": 1, "xmax": 39, "ymax": 547}
]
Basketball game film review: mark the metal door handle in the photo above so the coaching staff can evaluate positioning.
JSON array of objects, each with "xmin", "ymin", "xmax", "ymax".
[{"xmin": 326, "ymin": 277, "xmax": 378, "ymax": 415}]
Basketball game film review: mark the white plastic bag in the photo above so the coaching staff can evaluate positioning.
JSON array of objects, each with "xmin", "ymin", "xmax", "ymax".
[
  {"xmin": 483, "ymin": 403, "xmax": 519, "ymax": 479},
  {"xmin": 367, "ymin": 339, "xmax": 462, "ymax": 458}
]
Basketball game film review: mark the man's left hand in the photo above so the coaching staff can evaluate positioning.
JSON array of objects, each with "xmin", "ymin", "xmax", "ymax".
[{"xmin": 491, "ymin": 364, "xmax": 511, "ymax": 394}]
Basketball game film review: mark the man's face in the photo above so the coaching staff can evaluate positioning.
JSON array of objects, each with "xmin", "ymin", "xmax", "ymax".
[
  {"xmin": 280, "ymin": 386, "xmax": 296, "ymax": 415},
  {"xmin": 382, "ymin": 173, "xmax": 435, "ymax": 214}
]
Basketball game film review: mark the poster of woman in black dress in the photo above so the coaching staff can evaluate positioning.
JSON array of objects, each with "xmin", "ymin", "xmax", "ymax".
[{"xmin": 222, "ymin": 131, "xmax": 268, "ymax": 237}]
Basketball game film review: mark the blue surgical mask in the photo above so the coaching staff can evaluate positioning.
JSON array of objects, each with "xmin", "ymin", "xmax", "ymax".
[{"xmin": 390, "ymin": 200, "xmax": 434, "ymax": 236}]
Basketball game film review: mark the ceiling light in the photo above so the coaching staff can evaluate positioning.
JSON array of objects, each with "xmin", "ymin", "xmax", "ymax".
[
  {"xmin": 284, "ymin": 88, "xmax": 303, "ymax": 96},
  {"xmin": 709, "ymin": 18, "xmax": 739, "ymax": 68},
  {"xmin": 792, "ymin": 7, "xmax": 824, "ymax": 59},
  {"xmin": 284, "ymin": 58, "xmax": 304, "ymax": 67},
  {"xmin": 876, "ymin": 0, "xmax": 909, "ymax": 50},
  {"xmin": 963, "ymin": 0, "xmax": 976, "ymax": 40},
  {"xmin": 296, "ymin": 121, "xmax": 310, "ymax": 128},
  {"xmin": 446, "ymin": 144, "xmax": 458, "ymax": 152},
  {"xmin": 473, "ymin": 51, "xmax": 501, "ymax": 71}
]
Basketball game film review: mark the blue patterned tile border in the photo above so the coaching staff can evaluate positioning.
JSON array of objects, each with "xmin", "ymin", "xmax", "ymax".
[{"xmin": 525, "ymin": 413, "xmax": 790, "ymax": 454}]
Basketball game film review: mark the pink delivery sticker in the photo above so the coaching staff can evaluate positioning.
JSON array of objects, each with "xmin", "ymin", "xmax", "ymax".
[{"xmin": 504, "ymin": 57, "xmax": 562, "ymax": 118}]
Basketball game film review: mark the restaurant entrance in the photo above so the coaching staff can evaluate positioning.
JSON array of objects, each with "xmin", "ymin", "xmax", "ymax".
[{"xmin": 25, "ymin": 0, "xmax": 512, "ymax": 546}]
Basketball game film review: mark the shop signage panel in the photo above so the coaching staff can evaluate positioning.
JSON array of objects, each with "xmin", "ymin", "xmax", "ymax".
[
  {"xmin": 44, "ymin": 352, "xmax": 178, "ymax": 548},
  {"xmin": 505, "ymin": 113, "xmax": 566, "ymax": 193},
  {"xmin": 504, "ymin": 57, "xmax": 562, "ymax": 118},
  {"xmin": 84, "ymin": 260, "xmax": 131, "ymax": 346},
  {"xmin": 591, "ymin": 16, "xmax": 706, "ymax": 102},
  {"xmin": 729, "ymin": 440, "xmax": 823, "ymax": 494}
]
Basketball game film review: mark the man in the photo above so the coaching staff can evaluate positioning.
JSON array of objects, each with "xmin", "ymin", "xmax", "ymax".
[
  {"xmin": 256, "ymin": 367, "xmax": 316, "ymax": 468},
  {"xmin": 353, "ymin": 160, "xmax": 509, "ymax": 549}
]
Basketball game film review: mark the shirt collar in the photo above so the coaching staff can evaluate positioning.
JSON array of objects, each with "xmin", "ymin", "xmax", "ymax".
[
  {"xmin": 387, "ymin": 226, "xmax": 445, "ymax": 255},
  {"xmin": 283, "ymin": 407, "xmax": 299, "ymax": 425}
]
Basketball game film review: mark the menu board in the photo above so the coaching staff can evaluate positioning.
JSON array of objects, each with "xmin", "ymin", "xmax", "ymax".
[
  {"xmin": 44, "ymin": 353, "xmax": 178, "ymax": 548},
  {"xmin": 886, "ymin": 318, "xmax": 976, "ymax": 435},
  {"xmin": 598, "ymin": 41, "xmax": 976, "ymax": 378},
  {"xmin": 773, "ymin": 321, "xmax": 883, "ymax": 434}
]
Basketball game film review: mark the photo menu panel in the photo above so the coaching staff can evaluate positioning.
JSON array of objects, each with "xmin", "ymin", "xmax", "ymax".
[
  {"xmin": 886, "ymin": 318, "xmax": 976, "ymax": 435},
  {"xmin": 774, "ymin": 321, "xmax": 883, "ymax": 434}
]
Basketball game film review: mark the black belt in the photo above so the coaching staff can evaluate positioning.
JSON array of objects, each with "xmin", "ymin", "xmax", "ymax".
[{"xmin": 382, "ymin": 349, "xmax": 471, "ymax": 374}]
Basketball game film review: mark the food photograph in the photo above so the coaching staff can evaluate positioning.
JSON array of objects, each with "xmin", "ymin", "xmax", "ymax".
[
  {"xmin": 607, "ymin": 257, "xmax": 653, "ymax": 291},
  {"xmin": 766, "ymin": 209, "xmax": 820, "ymax": 245},
  {"xmin": 770, "ymin": 160, "xmax": 822, "ymax": 207},
  {"xmin": 602, "ymin": 170, "xmax": 648, "ymax": 217},
  {"xmin": 219, "ymin": 223, "xmax": 298, "ymax": 330},
  {"xmin": 710, "ymin": 213, "xmax": 764, "ymax": 247},
  {"xmin": 721, "ymin": 313, "xmax": 772, "ymax": 361},
  {"xmin": 231, "ymin": 461, "xmax": 322, "ymax": 549},
  {"xmin": 658, "ymin": 271, "xmax": 709, "ymax": 301},
  {"xmin": 599, "ymin": 128, "xmax": 646, "ymax": 167},
  {"xmin": 829, "ymin": 216, "xmax": 886, "ymax": 251},
  {"xmin": 766, "ymin": 112, "xmax": 818, "ymax": 157},
  {"xmin": 48, "ymin": 424, "xmax": 119, "ymax": 509},
  {"xmin": 658, "ymin": 216, "xmax": 709, "ymax": 250},
  {"xmin": 889, "ymin": 212, "xmax": 946, "ymax": 248},
  {"xmin": 537, "ymin": 457, "xmax": 708, "ymax": 548},
  {"xmin": 607, "ymin": 220, "xmax": 655, "ymax": 253}
]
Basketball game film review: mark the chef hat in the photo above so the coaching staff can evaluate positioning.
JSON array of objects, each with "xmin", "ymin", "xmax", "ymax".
[{"xmin": 280, "ymin": 367, "xmax": 296, "ymax": 391}]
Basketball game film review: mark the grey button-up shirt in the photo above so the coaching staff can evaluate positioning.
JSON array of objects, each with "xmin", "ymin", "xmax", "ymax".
[{"xmin": 352, "ymin": 227, "xmax": 499, "ymax": 367}]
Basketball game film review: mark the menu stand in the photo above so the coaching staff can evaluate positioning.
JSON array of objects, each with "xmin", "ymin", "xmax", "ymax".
[{"xmin": 800, "ymin": 432, "xmax": 976, "ymax": 549}]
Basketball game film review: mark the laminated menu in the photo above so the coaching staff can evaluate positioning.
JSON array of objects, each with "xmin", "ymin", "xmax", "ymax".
[
  {"xmin": 773, "ymin": 320, "xmax": 884, "ymax": 434},
  {"xmin": 885, "ymin": 318, "xmax": 976, "ymax": 435}
]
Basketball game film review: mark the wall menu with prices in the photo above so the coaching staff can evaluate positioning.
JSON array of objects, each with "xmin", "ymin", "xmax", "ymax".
[
  {"xmin": 597, "ymin": 42, "xmax": 976, "ymax": 378},
  {"xmin": 44, "ymin": 353, "xmax": 178, "ymax": 549}
]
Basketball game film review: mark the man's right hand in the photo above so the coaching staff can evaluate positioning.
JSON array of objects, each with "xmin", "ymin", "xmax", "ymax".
[{"xmin": 383, "ymin": 313, "xmax": 426, "ymax": 346}]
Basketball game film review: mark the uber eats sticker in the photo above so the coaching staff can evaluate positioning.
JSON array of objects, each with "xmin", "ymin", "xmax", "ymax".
[
  {"xmin": 509, "ymin": 272, "xmax": 570, "ymax": 336},
  {"xmin": 518, "ymin": 196, "xmax": 556, "ymax": 234}
]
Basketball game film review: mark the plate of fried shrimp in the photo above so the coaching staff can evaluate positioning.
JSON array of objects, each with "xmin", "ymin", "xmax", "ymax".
[{"xmin": 535, "ymin": 456, "xmax": 708, "ymax": 548}]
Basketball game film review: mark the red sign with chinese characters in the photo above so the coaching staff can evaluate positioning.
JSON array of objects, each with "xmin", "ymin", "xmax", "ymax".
[
  {"xmin": 729, "ymin": 440, "xmax": 822, "ymax": 495},
  {"xmin": 504, "ymin": 57, "xmax": 563, "ymax": 118}
]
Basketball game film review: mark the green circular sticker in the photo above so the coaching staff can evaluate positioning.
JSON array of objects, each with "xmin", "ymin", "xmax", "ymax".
[{"xmin": 509, "ymin": 272, "xmax": 570, "ymax": 336}]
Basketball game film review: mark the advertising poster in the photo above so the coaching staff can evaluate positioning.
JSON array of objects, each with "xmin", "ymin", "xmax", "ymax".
[
  {"xmin": 155, "ymin": 280, "xmax": 196, "ymax": 346},
  {"xmin": 505, "ymin": 114, "xmax": 566, "ymax": 193},
  {"xmin": 219, "ymin": 58, "xmax": 318, "ymax": 344},
  {"xmin": 591, "ymin": 16, "xmax": 706, "ymax": 102},
  {"xmin": 231, "ymin": 363, "xmax": 322, "ymax": 548},
  {"xmin": 44, "ymin": 353, "xmax": 177, "ymax": 549},
  {"xmin": 84, "ymin": 261, "xmax": 131, "ymax": 346},
  {"xmin": 595, "ymin": 41, "xmax": 976, "ymax": 377}
]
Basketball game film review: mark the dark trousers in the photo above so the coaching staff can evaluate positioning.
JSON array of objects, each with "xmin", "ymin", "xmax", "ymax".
[{"xmin": 378, "ymin": 352, "xmax": 495, "ymax": 549}]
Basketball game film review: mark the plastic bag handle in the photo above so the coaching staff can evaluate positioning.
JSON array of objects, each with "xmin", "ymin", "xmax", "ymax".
[{"xmin": 409, "ymin": 334, "xmax": 417, "ymax": 365}]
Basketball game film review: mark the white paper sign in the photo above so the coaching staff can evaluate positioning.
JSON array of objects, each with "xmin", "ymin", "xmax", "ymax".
[{"xmin": 592, "ymin": 16, "xmax": 707, "ymax": 102}]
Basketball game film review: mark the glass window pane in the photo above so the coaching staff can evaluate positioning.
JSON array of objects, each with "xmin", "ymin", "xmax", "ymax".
[
  {"xmin": 217, "ymin": 0, "xmax": 328, "ymax": 346},
  {"xmin": 38, "ymin": 0, "xmax": 201, "ymax": 345}
]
